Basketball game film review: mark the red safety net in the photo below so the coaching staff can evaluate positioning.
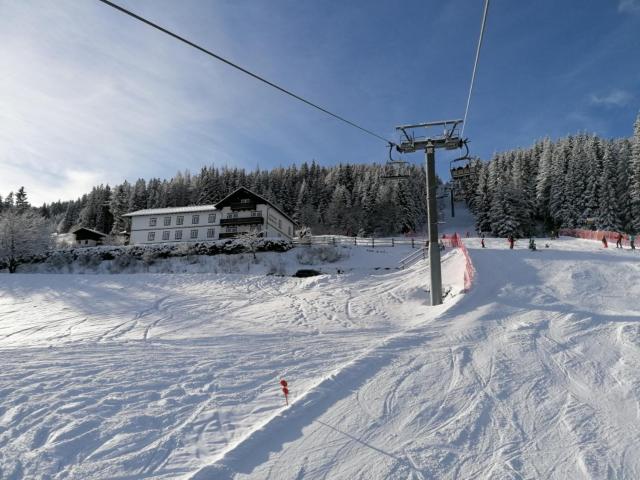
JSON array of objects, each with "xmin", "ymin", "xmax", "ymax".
[
  {"xmin": 441, "ymin": 233, "xmax": 475, "ymax": 291},
  {"xmin": 559, "ymin": 229, "xmax": 630, "ymax": 246}
]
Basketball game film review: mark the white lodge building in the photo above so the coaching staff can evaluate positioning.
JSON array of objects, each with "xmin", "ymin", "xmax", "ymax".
[{"xmin": 124, "ymin": 187, "xmax": 296, "ymax": 245}]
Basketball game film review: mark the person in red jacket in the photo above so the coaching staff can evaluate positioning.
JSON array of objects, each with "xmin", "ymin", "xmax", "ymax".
[
  {"xmin": 616, "ymin": 232, "xmax": 623, "ymax": 249},
  {"xmin": 508, "ymin": 234, "xmax": 515, "ymax": 250},
  {"xmin": 602, "ymin": 235, "xmax": 608, "ymax": 248}
]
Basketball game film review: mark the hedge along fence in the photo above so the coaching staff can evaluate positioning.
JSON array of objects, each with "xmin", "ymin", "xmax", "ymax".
[
  {"xmin": 2, "ymin": 238, "xmax": 294, "ymax": 272},
  {"xmin": 559, "ymin": 229, "xmax": 632, "ymax": 247}
]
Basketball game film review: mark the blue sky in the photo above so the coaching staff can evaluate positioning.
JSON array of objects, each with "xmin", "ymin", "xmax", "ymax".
[{"xmin": 1, "ymin": 0, "xmax": 639, "ymax": 205}]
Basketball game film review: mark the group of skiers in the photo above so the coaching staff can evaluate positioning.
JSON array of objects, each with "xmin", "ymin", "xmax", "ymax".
[
  {"xmin": 478, "ymin": 232, "xmax": 637, "ymax": 251},
  {"xmin": 602, "ymin": 233, "xmax": 636, "ymax": 250}
]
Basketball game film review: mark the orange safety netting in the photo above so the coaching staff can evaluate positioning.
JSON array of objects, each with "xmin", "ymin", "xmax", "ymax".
[
  {"xmin": 559, "ymin": 229, "xmax": 630, "ymax": 247},
  {"xmin": 441, "ymin": 233, "xmax": 475, "ymax": 291}
]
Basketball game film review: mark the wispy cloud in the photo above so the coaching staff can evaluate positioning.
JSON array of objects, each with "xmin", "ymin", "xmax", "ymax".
[
  {"xmin": 589, "ymin": 89, "xmax": 633, "ymax": 107},
  {"xmin": 619, "ymin": 0, "xmax": 640, "ymax": 13},
  {"xmin": 0, "ymin": 1, "xmax": 282, "ymax": 204}
]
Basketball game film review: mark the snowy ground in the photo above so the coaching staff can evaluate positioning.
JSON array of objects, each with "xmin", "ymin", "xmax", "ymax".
[{"xmin": 2, "ymin": 234, "xmax": 640, "ymax": 479}]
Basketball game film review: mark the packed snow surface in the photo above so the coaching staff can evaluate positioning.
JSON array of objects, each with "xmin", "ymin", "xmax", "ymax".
[{"xmin": 1, "ymin": 237, "xmax": 640, "ymax": 479}]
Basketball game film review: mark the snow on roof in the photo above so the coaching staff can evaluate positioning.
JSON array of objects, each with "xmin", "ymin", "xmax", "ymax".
[
  {"xmin": 71, "ymin": 227, "xmax": 107, "ymax": 236},
  {"xmin": 123, "ymin": 205, "xmax": 217, "ymax": 217}
]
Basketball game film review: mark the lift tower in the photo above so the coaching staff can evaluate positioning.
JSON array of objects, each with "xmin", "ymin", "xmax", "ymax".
[{"xmin": 395, "ymin": 119, "xmax": 464, "ymax": 306}]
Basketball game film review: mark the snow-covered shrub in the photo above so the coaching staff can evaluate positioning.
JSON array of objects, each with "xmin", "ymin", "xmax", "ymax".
[
  {"xmin": 296, "ymin": 245, "xmax": 346, "ymax": 265},
  {"xmin": 1, "ymin": 238, "xmax": 294, "ymax": 273},
  {"xmin": 110, "ymin": 253, "xmax": 136, "ymax": 273},
  {"xmin": 142, "ymin": 250, "xmax": 157, "ymax": 265},
  {"xmin": 266, "ymin": 257, "xmax": 287, "ymax": 276}
]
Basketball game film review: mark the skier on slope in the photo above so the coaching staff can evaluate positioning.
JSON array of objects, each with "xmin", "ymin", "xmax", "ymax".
[
  {"xmin": 616, "ymin": 232, "xmax": 624, "ymax": 249},
  {"xmin": 602, "ymin": 235, "xmax": 608, "ymax": 248},
  {"xmin": 481, "ymin": 234, "xmax": 486, "ymax": 248},
  {"xmin": 630, "ymin": 233, "xmax": 636, "ymax": 250},
  {"xmin": 508, "ymin": 234, "xmax": 515, "ymax": 250}
]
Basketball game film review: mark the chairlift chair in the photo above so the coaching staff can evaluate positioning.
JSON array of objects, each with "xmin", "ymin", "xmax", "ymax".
[
  {"xmin": 381, "ymin": 143, "xmax": 411, "ymax": 180},
  {"xmin": 449, "ymin": 140, "xmax": 473, "ymax": 179}
]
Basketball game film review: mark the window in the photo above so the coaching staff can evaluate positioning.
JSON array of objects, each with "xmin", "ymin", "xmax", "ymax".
[
  {"xmin": 176, "ymin": 216, "xmax": 184, "ymax": 225},
  {"xmin": 192, "ymin": 215, "xmax": 200, "ymax": 225},
  {"xmin": 148, "ymin": 232, "xmax": 155, "ymax": 241},
  {"xmin": 162, "ymin": 231, "xmax": 170, "ymax": 241},
  {"xmin": 208, "ymin": 213, "xmax": 216, "ymax": 223},
  {"xmin": 175, "ymin": 230, "xmax": 183, "ymax": 240},
  {"xmin": 164, "ymin": 217, "xmax": 171, "ymax": 226},
  {"xmin": 149, "ymin": 217, "xmax": 157, "ymax": 227},
  {"xmin": 226, "ymin": 226, "xmax": 237, "ymax": 233},
  {"xmin": 251, "ymin": 210, "xmax": 262, "ymax": 217},
  {"xmin": 207, "ymin": 228, "xmax": 215, "ymax": 238},
  {"xmin": 191, "ymin": 229, "xmax": 198, "ymax": 239},
  {"xmin": 226, "ymin": 212, "xmax": 238, "ymax": 219},
  {"xmin": 240, "ymin": 198, "xmax": 250, "ymax": 204}
]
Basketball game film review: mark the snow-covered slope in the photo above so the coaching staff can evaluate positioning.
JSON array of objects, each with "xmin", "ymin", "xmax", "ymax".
[
  {"xmin": 2, "ymin": 237, "xmax": 640, "ymax": 479},
  {"xmin": 0, "ymin": 248, "xmax": 465, "ymax": 479},
  {"xmin": 212, "ymin": 237, "xmax": 640, "ymax": 479}
]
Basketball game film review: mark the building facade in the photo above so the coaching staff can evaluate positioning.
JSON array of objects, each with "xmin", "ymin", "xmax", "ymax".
[{"xmin": 124, "ymin": 187, "xmax": 296, "ymax": 245}]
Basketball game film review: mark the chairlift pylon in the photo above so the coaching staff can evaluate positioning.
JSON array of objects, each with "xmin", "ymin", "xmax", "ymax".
[{"xmin": 381, "ymin": 142, "xmax": 411, "ymax": 180}]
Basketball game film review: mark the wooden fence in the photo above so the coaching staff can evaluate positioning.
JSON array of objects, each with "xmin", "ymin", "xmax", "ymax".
[{"xmin": 293, "ymin": 235, "xmax": 430, "ymax": 248}]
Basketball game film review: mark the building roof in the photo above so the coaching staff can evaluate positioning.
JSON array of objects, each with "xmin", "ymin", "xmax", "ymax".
[
  {"xmin": 123, "ymin": 204, "xmax": 217, "ymax": 217},
  {"xmin": 215, "ymin": 187, "xmax": 298, "ymax": 226},
  {"xmin": 72, "ymin": 227, "xmax": 107, "ymax": 237}
]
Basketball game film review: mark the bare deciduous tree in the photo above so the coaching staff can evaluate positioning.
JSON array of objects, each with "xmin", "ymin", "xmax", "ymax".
[{"xmin": 0, "ymin": 210, "xmax": 51, "ymax": 273}]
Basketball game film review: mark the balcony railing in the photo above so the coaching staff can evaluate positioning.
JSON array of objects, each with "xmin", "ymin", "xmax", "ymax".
[
  {"xmin": 229, "ymin": 201, "xmax": 257, "ymax": 211},
  {"xmin": 220, "ymin": 216, "xmax": 264, "ymax": 226}
]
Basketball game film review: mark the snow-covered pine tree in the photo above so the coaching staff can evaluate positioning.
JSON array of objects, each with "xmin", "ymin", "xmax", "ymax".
[
  {"xmin": 598, "ymin": 140, "xmax": 621, "ymax": 230},
  {"xmin": 548, "ymin": 137, "xmax": 570, "ymax": 228},
  {"xmin": 15, "ymin": 187, "xmax": 29, "ymax": 213},
  {"xmin": 535, "ymin": 138, "xmax": 553, "ymax": 223},
  {"xmin": 110, "ymin": 182, "xmax": 131, "ymax": 235},
  {"xmin": 615, "ymin": 139, "xmax": 632, "ymax": 232},
  {"xmin": 580, "ymin": 135, "xmax": 602, "ymax": 226},
  {"xmin": 630, "ymin": 113, "xmax": 640, "ymax": 233},
  {"xmin": 474, "ymin": 162, "xmax": 492, "ymax": 233}
]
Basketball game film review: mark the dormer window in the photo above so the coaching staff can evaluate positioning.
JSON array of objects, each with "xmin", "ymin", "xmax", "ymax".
[{"xmin": 240, "ymin": 198, "xmax": 250, "ymax": 204}]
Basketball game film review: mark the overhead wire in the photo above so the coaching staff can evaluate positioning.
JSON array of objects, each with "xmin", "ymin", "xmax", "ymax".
[
  {"xmin": 461, "ymin": 0, "xmax": 490, "ymax": 138},
  {"xmin": 96, "ymin": 0, "xmax": 393, "ymax": 145}
]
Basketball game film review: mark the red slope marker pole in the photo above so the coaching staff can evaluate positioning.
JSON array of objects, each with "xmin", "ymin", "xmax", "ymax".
[{"xmin": 280, "ymin": 379, "xmax": 289, "ymax": 406}]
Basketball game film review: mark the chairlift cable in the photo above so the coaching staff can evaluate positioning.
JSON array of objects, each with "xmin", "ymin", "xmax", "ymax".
[
  {"xmin": 461, "ymin": 0, "xmax": 490, "ymax": 138},
  {"xmin": 96, "ymin": 0, "xmax": 394, "ymax": 145}
]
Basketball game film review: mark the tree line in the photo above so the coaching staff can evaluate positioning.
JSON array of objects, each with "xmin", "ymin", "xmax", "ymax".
[
  {"xmin": 468, "ymin": 113, "xmax": 640, "ymax": 237},
  {"xmin": 4, "ymin": 112, "xmax": 639, "ymax": 245},
  {"xmin": 38, "ymin": 163, "xmax": 433, "ymax": 237}
]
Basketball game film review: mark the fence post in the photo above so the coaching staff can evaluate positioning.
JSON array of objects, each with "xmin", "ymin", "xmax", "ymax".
[
  {"xmin": 372, "ymin": 237, "xmax": 375, "ymax": 248},
  {"xmin": 391, "ymin": 238, "xmax": 394, "ymax": 247},
  {"xmin": 354, "ymin": 236, "xmax": 357, "ymax": 245}
]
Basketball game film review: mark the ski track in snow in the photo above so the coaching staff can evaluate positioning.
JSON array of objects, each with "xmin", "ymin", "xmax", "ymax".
[{"xmin": 1, "ymin": 235, "xmax": 640, "ymax": 479}]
